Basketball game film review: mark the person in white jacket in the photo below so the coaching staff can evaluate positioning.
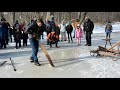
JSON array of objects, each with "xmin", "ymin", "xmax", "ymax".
[{"xmin": 59, "ymin": 21, "xmax": 67, "ymax": 41}]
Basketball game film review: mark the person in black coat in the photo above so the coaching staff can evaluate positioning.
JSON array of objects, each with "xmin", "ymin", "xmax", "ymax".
[
  {"xmin": 14, "ymin": 29, "xmax": 22, "ymax": 49},
  {"xmin": 0, "ymin": 22, "xmax": 6, "ymax": 48},
  {"xmin": 83, "ymin": 17, "xmax": 94, "ymax": 46},
  {"xmin": 25, "ymin": 19, "xmax": 43, "ymax": 66},
  {"xmin": 66, "ymin": 22, "xmax": 73, "ymax": 43}
]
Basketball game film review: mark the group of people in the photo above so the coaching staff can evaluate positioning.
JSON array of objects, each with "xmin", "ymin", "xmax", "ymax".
[
  {"xmin": 0, "ymin": 18, "xmax": 29, "ymax": 49},
  {"xmin": 0, "ymin": 15, "xmax": 113, "ymax": 66},
  {"xmin": 58, "ymin": 17, "xmax": 94, "ymax": 46},
  {"xmin": 24, "ymin": 16, "xmax": 95, "ymax": 66},
  {"xmin": 0, "ymin": 18, "xmax": 10, "ymax": 49},
  {"xmin": 13, "ymin": 20, "xmax": 28, "ymax": 49}
]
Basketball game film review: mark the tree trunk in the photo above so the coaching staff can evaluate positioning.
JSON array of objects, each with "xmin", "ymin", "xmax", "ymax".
[
  {"xmin": 46, "ymin": 12, "xmax": 50, "ymax": 20},
  {"xmin": 80, "ymin": 12, "xmax": 87, "ymax": 25},
  {"xmin": 69, "ymin": 12, "xmax": 71, "ymax": 21},
  {"xmin": 78, "ymin": 12, "xmax": 81, "ymax": 21},
  {"xmin": 0, "ymin": 12, "xmax": 4, "ymax": 19},
  {"xmin": 13, "ymin": 12, "xmax": 15, "ymax": 24}
]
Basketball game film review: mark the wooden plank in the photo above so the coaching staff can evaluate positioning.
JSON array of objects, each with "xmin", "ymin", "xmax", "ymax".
[
  {"xmin": 99, "ymin": 51, "xmax": 117, "ymax": 57},
  {"xmin": 107, "ymin": 49, "xmax": 120, "ymax": 53},
  {"xmin": 40, "ymin": 44, "xmax": 55, "ymax": 67},
  {"xmin": 108, "ymin": 41, "xmax": 120, "ymax": 50}
]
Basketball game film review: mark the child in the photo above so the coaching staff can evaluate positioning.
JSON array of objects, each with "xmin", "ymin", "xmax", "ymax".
[
  {"xmin": 14, "ymin": 29, "xmax": 22, "ymax": 49},
  {"xmin": 75, "ymin": 24, "xmax": 83, "ymax": 46}
]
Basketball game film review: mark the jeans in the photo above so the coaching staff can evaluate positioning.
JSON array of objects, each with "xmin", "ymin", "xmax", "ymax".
[
  {"xmin": 105, "ymin": 30, "xmax": 112, "ymax": 38},
  {"xmin": 29, "ymin": 38, "xmax": 39, "ymax": 62}
]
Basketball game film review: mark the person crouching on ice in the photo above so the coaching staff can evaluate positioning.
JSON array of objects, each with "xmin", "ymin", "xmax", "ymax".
[
  {"xmin": 47, "ymin": 31, "xmax": 59, "ymax": 48},
  {"xmin": 75, "ymin": 24, "xmax": 83, "ymax": 46}
]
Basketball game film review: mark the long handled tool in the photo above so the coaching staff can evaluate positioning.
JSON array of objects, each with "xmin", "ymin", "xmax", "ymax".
[
  {"xmin": 10, "ymin": 58, "xmax": 16, "ymax": 71},
  {"xmin": 0, "ymin": 61, "xmax": 7, "ymax": 67},
  {"xmin": 40, "ymin": 43, "xmax": 55, "ymax": 67}
]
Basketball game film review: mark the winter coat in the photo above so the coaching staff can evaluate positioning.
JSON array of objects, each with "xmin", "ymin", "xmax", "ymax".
[
  {"xmin": 9, "ymin": 27, "xmax": 13, "ymax": 35},
  {"xmin": 66, "ymin": 24, "xmax": 73, "ymax": 33},
  {"xmin": 59, "ymin": 24, "xmax": 66, "ymax": 32},
  {"xmin": 45, "ymin": 21, "xmax": 52, "ymax": 32},
  {"xmin": 14, "ymin": 30, "xmax": 22, "ymax": 41},
  {"xmin": 105, "ymin": 23, "xmax": 112, "ymax": 31},
  {"xmin": 55, "ymin": 26, "xmax": 60, "ymax": 35},
  {"xmin": 75, "ymin": 28, "xmax": 83, "ymax": 38},
  {"xmin": 0, "ymin": 23, "xmax": 5, "ymax": 39},
  {"xmin": 25, "ymin": 22, "xmax": 42, "ymax": 40},
  {"xmin": 0, "ymin": 21, "xmax": 10, "ymax": 40},
  {"xmin": 40, "ymin": 23, "xmax": 46, "ymax": 35},
  {"xmin": 83, "ymin": 19, "xmax": 94, "ymax": 33},
  {"xmin": 50, "ymin": 20, "xmax": 56, "ymax": 32},
  {"xmin": 1, "ymin": 22, "xmax": 9, "ymax": 37},
  {"xmin": 22, "ymin": 31, "xmax": 28, "ymax": 40},
  {"xmin": 13, "ymin": 22, "xmax": 19, "ymax": 30}
]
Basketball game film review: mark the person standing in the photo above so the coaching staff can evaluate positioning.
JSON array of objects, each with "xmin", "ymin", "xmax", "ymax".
[
  {"xmin": 59, "ymin": 21, "xmax": 67, "ymax": 41},
  {"xmin": 14, "ymin": 28, "xmax": 22, "ymax": 49},
  {"xmin": 83, "ymin": 17, "xmax": 94, "ymax": 46},
  {"xmin": 0, "ymin": 22, "xmax": 6, "ymax": 49},
  {"xmin": 13, "ymin": 20, "xmax": 19, "ymax": 42},
  {"xmin": 75, "ymin": 24, "xmax": 83, "ymax": 46},
  {"xmin": 45, "ymin": 18, "xmax": 52, "ymax": 45},
  {"xmin": 20, "ymin": 22, "xmax": 28, "ymax": 46},
  {"xmin": 0, "ymin": 18, "xmax": 9, "ymax": 48},
  {"xmin": 8, "ymin": 27, "xmax": 13, "ymax": 42},
  {"xmin": 25, "ymin": 19, "xmax": 43, "ymax": 66},
  {"xmin": 73, "ymin": 19, "xmax": 80, "ymax": 38},
  {"xmin": 66, "ymin": 22, "xmax": 73, "ymax": 43},
  {"xmin": 105, "ymin": 21, "xmax": 112, "ymax": 39}
]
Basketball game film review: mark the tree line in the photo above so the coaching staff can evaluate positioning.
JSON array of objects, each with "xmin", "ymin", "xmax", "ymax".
[{"xmin": 1, "ymin": 12, "xmax": 120, "ymax": 25}]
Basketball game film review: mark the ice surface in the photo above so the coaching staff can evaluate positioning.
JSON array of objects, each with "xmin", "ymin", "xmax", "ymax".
[{"xmin": 0, "ymin": 22, "xmax": 120, "ymax": 78}]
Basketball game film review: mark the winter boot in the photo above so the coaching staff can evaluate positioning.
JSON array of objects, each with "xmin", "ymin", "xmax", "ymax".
[
  {"xmin": 34, "ymin": 60, "xmax": 41, "ymax": 66},
  {"xmin": 30, "ymin": 57, "xmax": 34, "ymax": 63}
]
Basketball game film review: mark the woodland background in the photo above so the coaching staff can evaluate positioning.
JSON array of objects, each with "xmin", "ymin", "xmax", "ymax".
[{"xmin": 1, "ymin": 12, "xmax": 120, "ymax": 25}]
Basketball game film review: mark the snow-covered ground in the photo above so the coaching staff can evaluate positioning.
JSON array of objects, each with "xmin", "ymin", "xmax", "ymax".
[
  {"xmin": 0, "ymin": 22, "xmax": 120, "ymax": 78},
  {"xmin": 93, "ymin": 22, "xmax": 120, "ymax": 33}
]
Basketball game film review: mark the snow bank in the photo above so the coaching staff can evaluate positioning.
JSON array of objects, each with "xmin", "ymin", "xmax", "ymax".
[{"xmin": 93, "ymin": 22, "xmax": 120, "ymax": 34}]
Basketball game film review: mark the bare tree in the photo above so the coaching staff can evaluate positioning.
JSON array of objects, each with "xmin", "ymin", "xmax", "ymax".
[
  {"xmin": 13, "ymin": 12, "xmax": 15, "ymax": 24},
  {"xmin": 0, "ymin": 12, "xmax": 4, "ymax": 19},
  {"xmin": 78, "ymin": 12, "xmax": 81, "ymax": 21},
  {"xmin": 80, "ymin": 12, "xmax": 87, "ymax": 25}
]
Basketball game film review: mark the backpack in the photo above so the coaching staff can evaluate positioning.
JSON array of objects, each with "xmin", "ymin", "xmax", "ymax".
[{"xmin": 106, "ymin": 23, "xmax": 112, "ymax": 30}]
